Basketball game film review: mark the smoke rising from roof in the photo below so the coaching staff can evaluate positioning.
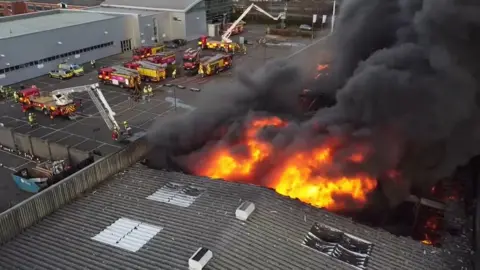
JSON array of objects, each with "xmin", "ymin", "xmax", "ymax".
[{"xmin": 147, "ymin": 0, "xmax": 480, "ymax": 208}]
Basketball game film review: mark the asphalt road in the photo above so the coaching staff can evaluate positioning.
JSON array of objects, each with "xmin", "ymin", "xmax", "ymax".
[{"xmin": 0, "ymin": 24, "xmax": 330, "ymax": 213}]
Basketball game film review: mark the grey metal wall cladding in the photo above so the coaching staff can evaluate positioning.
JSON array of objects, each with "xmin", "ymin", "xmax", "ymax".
[
  {"xmin": 0, "ymin": 15, "xmax": 132, "ymax": 85},
  {"xmin": 0, "ymin": 46, "xmax": 119, "ymax": 86},
  {"xmin": 169, "ymin": 12, "xmax": 187, "ymax": 40},
  {"xmin": 185, "ymin": 9, "xmax": 207, "ymax": 41}
]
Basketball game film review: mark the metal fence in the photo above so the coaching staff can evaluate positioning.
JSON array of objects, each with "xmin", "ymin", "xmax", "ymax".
[
  {"xmin": 0, "ymin": 137, "xmax": 148, "ymax": 244},
  {"xmin": 0, "ymin": 126, "xmax": 89, "ymax": 164}
]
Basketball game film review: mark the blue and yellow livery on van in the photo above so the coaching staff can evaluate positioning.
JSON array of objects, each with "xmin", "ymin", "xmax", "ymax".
[
  {"xmin": 49, "ymin": 69, "xmax": 74, "ymax": 79},
  {"xmin": 58, "ymin": 63, "xmax": 84, "ymax": 76}
]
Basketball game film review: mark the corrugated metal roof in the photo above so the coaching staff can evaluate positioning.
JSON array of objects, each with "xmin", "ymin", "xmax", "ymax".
[
  {"xmin": 0, "ymin": 11, "xmax": 115, "ymax": 39},
  {"xmin": 101, "ymin": 0, "xmax": 203, "ymax": 12},
  {"xmin": 0, "ymin": 164, "xmax": 466, "ymax": 270},
  {"xmin": 86, "ymin": 6, "xmax": 162, "ymax": 16},
  {"xmin": 24, "ymin": 0, "xmax": 104, "ymax": 6}
]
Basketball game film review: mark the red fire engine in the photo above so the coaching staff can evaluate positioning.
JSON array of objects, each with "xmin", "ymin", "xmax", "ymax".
[
  {"xmin": 143, "ymin": 51, "xmax": 176, "ymax": 67},
  {"xmin": 132, "ymin": 44, "xmax": 165, "ymax": 59},
  {"xmin": 183, "ymin": 48, "xmax": 201, "ymax": 75},
  {"xmin": 19, "ymin": 86, "xmax": 80, "ymax": 119}
]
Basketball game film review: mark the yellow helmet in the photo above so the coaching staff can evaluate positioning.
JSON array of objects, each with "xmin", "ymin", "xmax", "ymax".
[{"xmin": 123, "ymin": 121, "xmax": 127, "ymax": 124}]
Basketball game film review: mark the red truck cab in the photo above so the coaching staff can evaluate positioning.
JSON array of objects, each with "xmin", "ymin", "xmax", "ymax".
[
  {"xmin": 98, "ymin": 67, "xmax": 119, "ymax": 82},
  {"xmin": 18, "ymin": 86, "xmax": 40, "ymax": 103}
]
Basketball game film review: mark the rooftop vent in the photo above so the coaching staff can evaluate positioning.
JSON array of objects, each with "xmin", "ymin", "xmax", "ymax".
[
  {"xmin": 188, "ymin": 247, "xmax": 213, "ymax": 270},
  {"xmin": 302, "ymin": 222, "xmax": 373, "ymax": 269},
  {"xmin": 147, "ymin": 182, "xmax": 205, "ymax": 207},
  {"xmin": 235, "ymin": 201, "xmax": 255, "ymax": 221},
  {"xmin": 92, "ymin": 217, "xmax": 162, "ymax": 252}
]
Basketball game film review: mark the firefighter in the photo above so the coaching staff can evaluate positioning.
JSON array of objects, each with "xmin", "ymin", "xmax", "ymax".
[
  {"xmin": 90, "ymin": 60, "xmax": 96, "ymax": 68},
  {"xmin": 172, "ymin": 68, "xmax": 177, "ymax": 79},
  {"xmin": 123, "ymin": 121, "xmax": 132, "ymax": 136},
  {"xmin": 112, "ymin": 126, "xmax": 119, "ymax": 141},
  {"xmin": 142, "ymin": 85, "xmax": 148, "ymax": 102},
  {"xmin": 0, "ymin": 86, "xmax": 5, "ymax": 99},
  {"xmin": 13, "ymin": 91, "xmax": 18, "ymax": 103},
  {"xmin": 147, "ymin": 85, "xmax": 153, "ymax": 97},
  {"xmin": 242, "ymin": 44, "xmax": 247, "ymax": 55},
  {"xmin": 28, "ymin": 113, "xmax": 37, "ymax": 127},
  {"xmin": 198, "ymin": 65, "xmax": 204, "ymax": 77}
]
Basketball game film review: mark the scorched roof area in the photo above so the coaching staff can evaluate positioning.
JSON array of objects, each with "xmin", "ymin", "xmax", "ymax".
[
  {"xmin": 0, "ymin": 164, "xmax": 469, "ymax": 270},
  {"xmin": 0, "ymin": 11, "xmax": 114, "ymax": 39}
]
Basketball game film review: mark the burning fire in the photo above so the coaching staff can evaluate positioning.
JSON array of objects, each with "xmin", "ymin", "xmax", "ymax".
[
  {"xmin": 195, "ymin": 117, "xmax": 378, "ymax": 211},
  {"xmin": 420, "ymin": 215, "xmax": 441, "ymax": 246},
  {"xmin": 315, "ymin": 64, "xmax": 329, "ymax": 79}
]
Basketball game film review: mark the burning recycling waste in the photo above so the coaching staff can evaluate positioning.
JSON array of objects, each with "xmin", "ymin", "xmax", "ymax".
[{"xmin": 146, "ymin": 0, "xmax": 480, "ymax": 212}]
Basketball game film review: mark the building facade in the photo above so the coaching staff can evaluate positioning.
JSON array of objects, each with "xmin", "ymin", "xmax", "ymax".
[
  {"xmin": 0, "ymin": 10, "xmax": 136, "ymax": 85},
  {"xmin": 204, "ymin": 0, "xmax": 233, "ymax": 23},
  {"xmin": 99, "ymin": 0, "xmax": 208, "ymax": 41}
]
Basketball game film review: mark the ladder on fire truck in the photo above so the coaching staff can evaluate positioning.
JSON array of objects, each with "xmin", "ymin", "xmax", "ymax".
[
  {"xmin": 112, "ymin": 65, "xmax": 139, "ymax": 76},
  {"xmin": 51, "ymin": 84, "xmax": 120, "ymax": 131},
  {"xmin": 137, "ymin": 60, "xmax": 164, "ymax": 69},
  {"xmin": 222, "ymin": 4, "xmax": 285, "ymax": 43}
]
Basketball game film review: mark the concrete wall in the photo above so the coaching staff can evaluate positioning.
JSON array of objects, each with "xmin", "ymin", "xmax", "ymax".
[
  {"xmin": 0, "ymin": 137, "xmax": 148, "ymax": 244},
  {"xmin": 0, "ymin": 14, "xmax": 135, "ymax": 86},
  {"xmin": 0, "ymin": 126, "xmax": 88, "ymax": 162}
]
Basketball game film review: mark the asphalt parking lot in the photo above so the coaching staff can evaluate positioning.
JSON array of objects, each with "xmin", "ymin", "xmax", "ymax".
[{"xmin": 0, "ymin": 24, "xmax": 329, "ymax": 213}]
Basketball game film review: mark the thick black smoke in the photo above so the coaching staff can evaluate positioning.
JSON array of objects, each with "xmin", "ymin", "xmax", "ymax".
[{"xmin": 147, "ymin": 0, "xmax": 480, "ymax": 208}]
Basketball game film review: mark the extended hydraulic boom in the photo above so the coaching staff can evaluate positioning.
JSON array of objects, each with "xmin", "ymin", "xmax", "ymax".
[
  {"xmin": 51, "ymin": 84, "xmax": 120, "ymax": 131},
  {"xmin": 222, "ymin": 4, "xmax": 285, "ymax": 43}
]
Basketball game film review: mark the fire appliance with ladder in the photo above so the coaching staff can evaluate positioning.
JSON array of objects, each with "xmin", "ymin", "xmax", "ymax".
[
  {"xmin": 19, "ymin": 86, "xmax": 79, "ymax": 119},
  {"xmin": 51, "ymin": 84, "xmax": 143, "ymax": 142},
  {"xmin": 198, "ymin": 4, "xmax": 284, "ymax": 52},
  {"xmin": 221, "ymin": 4, "xmax": 285, "ymax": 44}
]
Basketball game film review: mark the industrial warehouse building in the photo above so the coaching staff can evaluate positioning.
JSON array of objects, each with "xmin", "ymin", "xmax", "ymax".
[{"xmin": 0, "ymin": 0, "xmax": 210, "ymax": 86}]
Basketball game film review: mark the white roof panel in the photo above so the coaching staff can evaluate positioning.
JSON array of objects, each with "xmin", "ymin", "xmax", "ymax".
[{"xmin": 0, "ymin": 11, "xmax": 115, "ymax": 39}]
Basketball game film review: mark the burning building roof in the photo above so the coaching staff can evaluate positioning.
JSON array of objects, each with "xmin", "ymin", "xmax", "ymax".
[
  {"xmin": 146, "ymin": 0, "xmax": 480, "ymax": 212},
  {"xmin": 0, "ymin": 164, "xmax": 469, "ymax": 269}
]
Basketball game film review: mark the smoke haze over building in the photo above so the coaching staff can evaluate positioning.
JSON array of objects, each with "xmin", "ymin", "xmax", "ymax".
[{"xmin": 147, "ymin": 0, "xmax": 480, "ymax": 210}]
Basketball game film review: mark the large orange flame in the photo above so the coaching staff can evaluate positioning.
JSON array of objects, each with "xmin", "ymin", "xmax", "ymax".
[{"xmin": 195, "ymin": 117, "xmax": 377, "ymax": 211}]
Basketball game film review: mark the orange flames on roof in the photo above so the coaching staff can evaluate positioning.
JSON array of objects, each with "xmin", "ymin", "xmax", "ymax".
[
  {"xmin": 195, "ymin": 117, "xmax": 377, "ymax": 211},
  {"xmin": 315, "ymin": 64, "xmax": 329, "ymax": 79}
]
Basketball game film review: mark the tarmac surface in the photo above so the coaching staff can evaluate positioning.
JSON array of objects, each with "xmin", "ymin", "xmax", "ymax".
[{"xmin": 0, "ymin": 25, "xmax": 330, "ymax": 212}]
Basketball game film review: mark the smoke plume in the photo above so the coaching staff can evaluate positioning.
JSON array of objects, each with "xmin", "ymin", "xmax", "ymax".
[{"xmin": 147, "ymin": 0, "xmax": 480, "ymax": 209}]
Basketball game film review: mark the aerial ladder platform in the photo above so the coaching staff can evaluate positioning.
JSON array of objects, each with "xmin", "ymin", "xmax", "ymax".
[
  {"xmin": 221, "ymin": 4, "xmax": 285, "ymax": 43},
  {"xmin": 52, "ymin": 84, "xmax": 145, "ymax": 143}
]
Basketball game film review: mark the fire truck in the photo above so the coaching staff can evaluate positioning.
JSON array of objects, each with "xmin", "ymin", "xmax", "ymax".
[
  {"xmin": 132, "ymin": 44, "xmax": 165, "ymax": 59},
  {"xmin": 144, "ymin": 51, "xmax": 176, "ymax": 67},
  {"xmin": 198, "ymin": 54, "xmax": 232, "ymax": 77},
  {"xmin": 124, "ymin": 61, "xmax": 166, "ymax": 82},
  {"xmin": 198, "ymin": 36, "xmax": 241, "ymax": 53},
  {"xmin": 183, "ymin": 48, "xmax": 201, "ymax": 75},
  {"xmin": 98, "ymin": 66, "xmax": 141, "ymax": 89},
  {"xmin": 18, "ymin": 86, "xmax": 80, "ymax": 119}
]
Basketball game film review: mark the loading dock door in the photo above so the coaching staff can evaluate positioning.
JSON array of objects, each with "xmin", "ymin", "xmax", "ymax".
[{"xmin": 121, "ymin": 39, "xmax": 132, "ymax": 52}]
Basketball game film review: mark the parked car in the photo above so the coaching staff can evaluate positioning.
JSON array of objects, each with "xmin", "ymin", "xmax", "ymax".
[
  {"xmin": 299, "ymin": 24, "xmax": 312, "ymax": 31},
  {"xmin": 172, "ymin": 39, "xmax": 187, "ymax": 46},
  {"xmin": 49, "ymin": 69, "xmax": 73, "ymax": 80},
  {"xmin": 164, "ymin": 39, "xmax": 188, "ymax": 48}
]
